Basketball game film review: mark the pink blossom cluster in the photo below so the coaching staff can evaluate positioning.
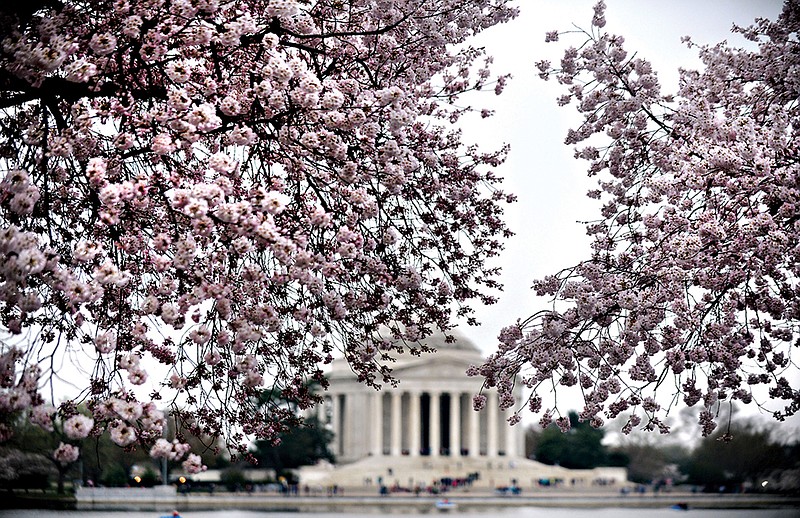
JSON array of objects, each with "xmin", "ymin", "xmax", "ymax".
[
  {"xmin": 150, "ymin": 438, "xmax": 205, "ymax": 473},
  {"xmin": 63, "ymin": 414, "xmax": 94, "ymax": 440},
  {"xmin": 28, "ymin": 407, "xmax": 106, "ymax": 463},
  {"xmin": 53, "ymin": 442, "xmax": 80, "ymax": 465},
  {"xmin": 29, "ymin": 404, "xmax": 56, "ymax": 432},
  {"xmin": 0, "ymin": 348, "xmax": 42, "ymax": 440},
  {"xmin": 0, "ymin": 0, "xmax": 517, "ymax": 458},
  {"xmin": 90, "ymin": 397, "xmax": 166, "ymax": 446},
  {"xmin": 478, "ymin": 1, "xmax": 800, "ymax": 437},
  {"xmin": 182, "ymin": 453, "xmax": 207, "ymax": 475}
]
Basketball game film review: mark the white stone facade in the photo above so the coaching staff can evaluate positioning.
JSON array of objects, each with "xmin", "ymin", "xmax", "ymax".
[
  {"xmin": 321, "ymin": 334, "xmax": 524, "ymax": 465},
  {"xmin": 303, "ymin": 334, "xmax": 628, "ymax": 489}
]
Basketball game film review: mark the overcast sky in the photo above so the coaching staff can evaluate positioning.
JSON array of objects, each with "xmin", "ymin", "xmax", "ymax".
[{"xmin": 455, "ymin": 0, "xmax": 795, "ymax": 431}]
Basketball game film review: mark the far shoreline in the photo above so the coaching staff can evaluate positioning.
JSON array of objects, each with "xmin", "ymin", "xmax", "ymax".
[{"xmin": 6, "ymin": 487, "xmax": 797, "ymax": 512}]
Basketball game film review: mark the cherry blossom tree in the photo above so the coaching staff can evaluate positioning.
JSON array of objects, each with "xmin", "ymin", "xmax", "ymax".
[
  {"xmin": 0, "ymin": 0, "xmax": 517, "ymax": 467},
  {"xmin": 476, "ymin": 1, "xmax": 800, "ymax": 437}
]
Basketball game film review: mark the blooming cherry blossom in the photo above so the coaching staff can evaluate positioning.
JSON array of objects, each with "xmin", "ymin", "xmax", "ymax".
[
  {"xmin": 478, "ymin": 1, "xmax": 800, "ymax": 437},
  {"xmin": 53, "ymin": 442, "xmax": 80, "ymax": 465},
  {"xmin": 63, "ymin": 414, "xmax": 94, "ymax": 440},
  {"xmin": 0, "ymin": 0, "xmax": 516, "ymax": 458}
]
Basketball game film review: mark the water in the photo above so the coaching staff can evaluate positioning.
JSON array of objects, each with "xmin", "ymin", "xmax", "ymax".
[{"xmin": 0, "ymin": 509, "xmax": 798, "ymax": 518}]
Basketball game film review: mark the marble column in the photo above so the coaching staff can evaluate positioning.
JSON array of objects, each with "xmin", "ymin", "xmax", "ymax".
[
  {"xmin": 371, "ymin": 392, "xmax": 383, "ymax": 456},
  {"xmin": 468, "ymin": 395, "xmax": 480, "ymax": 457},
  {"xmin": 504, "ymin": 408, "xmax": 517, "ymax": 457},
  {"xmin": 390, "ymin": 390, "xmax": 403, "ymax": 457},
  {"xmin": 487, "ymin": 392, "xmax": 498, "ymax": 457},
  {"xmin": 429, "ymin": 391, "xmax": 441, "ymax": 457},
  {"xmin": 505, "ymin": 412, "xmax": 520, "ymax": 457},
  {"xmin": 409, "ymin": 391, "xmax": 421, "ymax": 456},
  {"xmin": 331, "ymin": 394, "xmax": 341, "ymax": 457},
  {"xmin": 449, "ymin": 392, "xmax": 461, "ymax": 456}
]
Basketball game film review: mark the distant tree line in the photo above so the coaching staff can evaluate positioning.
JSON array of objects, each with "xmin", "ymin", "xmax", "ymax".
[
  {"xmin": 526, "ymin": 411, "xmax": 800, "ymax": 493},
  {"xmin": 0, "ymin": 410, "xmax": 333, "ymax": 494},
  {"xmin": 0, "ymin": 411, "xmax": 231, "ymax": 494}
]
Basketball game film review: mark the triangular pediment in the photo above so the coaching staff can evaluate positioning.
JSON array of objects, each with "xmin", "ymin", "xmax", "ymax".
[
  {"xmin": 390, "ymin": 354, "xmax": 479, "ymax": 381},
  {"xmin": 326, "ymin": 347, "xmax": 486, "ymax": 383}
]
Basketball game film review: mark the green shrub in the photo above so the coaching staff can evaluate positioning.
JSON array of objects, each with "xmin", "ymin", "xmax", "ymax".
[
  {"xmin": 140, "ymin": 467, "xmax": 159, "ymax": 488},
  {"xmin": 100, "ymin": 465, "xmax": 129, "ymax": 487},
  {"xmin": 220, "ymin": 468, "xmax": 247, "ymax": 492}
]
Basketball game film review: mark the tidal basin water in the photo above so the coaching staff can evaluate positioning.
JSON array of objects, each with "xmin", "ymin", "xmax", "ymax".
[{"xmin": 1, "ymin": 509, "xmax": 799, "ymax": 518}]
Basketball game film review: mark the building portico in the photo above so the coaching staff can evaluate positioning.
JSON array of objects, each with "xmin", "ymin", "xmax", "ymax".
[
  {"xmin": 302, "ymin": 333, "xmax": 628, "ymax": 489},
  {"xmin": 322, "ymin": 334, "xmax": 522, "ymax": 464}
]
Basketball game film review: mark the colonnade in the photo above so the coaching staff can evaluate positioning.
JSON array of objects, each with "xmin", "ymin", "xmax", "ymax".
[{"xmin": 327, "ymin": 389, "xmax": 519, "ymax": 461}]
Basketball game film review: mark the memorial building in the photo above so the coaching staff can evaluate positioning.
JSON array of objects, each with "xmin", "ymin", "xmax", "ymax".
[
  {"xmin": 324, "ymin": 332, "xmax": 521, "ymax": 463},
  {"xmin": 300, "ymin": 333, "xmax": 627, "ymax": 489}
]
